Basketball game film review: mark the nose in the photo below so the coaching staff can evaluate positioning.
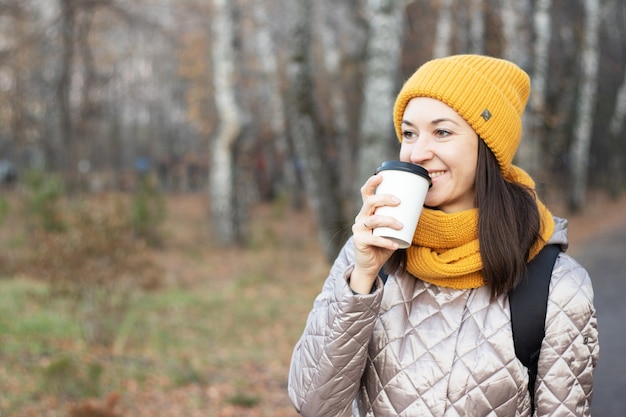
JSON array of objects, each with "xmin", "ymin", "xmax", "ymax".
[{"xmin": 408, "ymin": 136, "xmax": 434, "ymax": 165}]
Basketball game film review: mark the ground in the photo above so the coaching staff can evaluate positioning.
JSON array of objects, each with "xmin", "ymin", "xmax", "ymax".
[
  {"xmin": 131, "ymin": 189, "xmax": 626, "ymax": 417},
  {"xmin": 4, "ymin": 188, "xmax": 626, "ymax": 417}
]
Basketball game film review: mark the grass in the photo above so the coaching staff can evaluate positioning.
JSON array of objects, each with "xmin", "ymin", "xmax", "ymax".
[
  {"xmin": 0, "ymin": 191, "xmax": 327, "ymax": 416},
  {"xmin": 1, "ymin": 186, "xmax": 625, "ymax": 416},
  {"xmin": 0, "ymin": 268, "xmax": 316, "ymax": 414},
  {"xmin": 0, "ymin": 279, "xmax": 79, "ymax": 349}
]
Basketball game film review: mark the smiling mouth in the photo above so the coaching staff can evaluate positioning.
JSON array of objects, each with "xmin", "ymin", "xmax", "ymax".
[{"xmin": 429, "ymin": 171, "xmax": 446, "ymax": 179}]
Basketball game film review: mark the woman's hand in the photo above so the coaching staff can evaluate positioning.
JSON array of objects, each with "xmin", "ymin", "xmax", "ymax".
[{"xmin": 350, "ymin": 174, "xmax": 403, "ymax": 294}]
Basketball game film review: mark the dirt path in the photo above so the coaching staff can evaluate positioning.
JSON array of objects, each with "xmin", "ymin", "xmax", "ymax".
[
  {"xmin": 550, "ymin": 193, "xmax": 626, "ymax": 415},
  {"xmin": 548, "ymin": 192, "xmax": 626, "ymax": 256},
  {"xmin": 577, "ymin": 226, "xmax": 626, "ymax": 415}
]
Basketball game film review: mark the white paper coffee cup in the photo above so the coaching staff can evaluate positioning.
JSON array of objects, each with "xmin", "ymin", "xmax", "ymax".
[{"xmin": 372, "ymin": 161, "xmax": 431, "ymax": 248}]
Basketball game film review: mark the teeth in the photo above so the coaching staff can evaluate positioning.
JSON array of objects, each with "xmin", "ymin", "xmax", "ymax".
[{"xmin": 429, "ymin": 171, "xmax": 445, "ymax": 178}]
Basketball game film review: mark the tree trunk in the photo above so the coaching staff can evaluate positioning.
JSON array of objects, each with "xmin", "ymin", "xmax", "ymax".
[
  {"xmin": 286, "ymin": 0, "xmax": 347, "ymax": 262},
  {"xmin": 499, "ymin": 0, "xmax": 532, "ymax": 71},
  {"xmin": 433, "ymin": 0, "xmax": 454, "ymax": 58},
  {"xmin": 210, "ymin": 0, "xmax": 243, "ymax": 245},
  {"xmin": 568, "ymin": 0, "xmax": 601, "ymax": 212},
  {"xmin": 76, "ymin": 9, "xmax": 97, "ymax": 191},
  {"xmin": 519, "ymin": 0, "xmax": 552, "ymax": 181},
  {"xmin": 354, "ymin": 0, "xmax": 405, "ymax": 208},
  {"xmin": 606, "ymin": 65, "xmax": 626, "ymax": 197},
  {"xmin": 468, "ymin": 0, "xmax": 485, "ymax": 54},
  {"xmin": 57, "ymin": 0, "xmax": 76, "ymax": 181},
  {"xmin": 250, "ymin": 0, "xmax": 289, "ymax": 201},
  {"xmin": 320, "ymin": 4, "xmax": 353, "ymax": 208}
]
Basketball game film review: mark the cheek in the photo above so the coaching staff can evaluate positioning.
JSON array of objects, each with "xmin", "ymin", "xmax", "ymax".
[
  {"xmin": 464, "ymin": 153, "xmax": 479, "ymax": 180},
  {"xmin": 398, "ymin": 144, "xmax": 411, "ymax": 161}
]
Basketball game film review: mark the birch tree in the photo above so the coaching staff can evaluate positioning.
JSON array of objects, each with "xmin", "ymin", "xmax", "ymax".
[
  {"xmin": 354, "ymin": 0, "xmax": 405, "ymax": 207},
  {"xmin": 568, "ymin": 0, "xmax": 601, "ymax": 212},
  {"xmin": 57, "ymin": 0, "xmax": 76, "ymax": 181},
  {"xmin": 286, "ymin": 0, "xmax": 347, "ymax": 261},
  {"xmin": 319, "ymin": 3, "xmax": 353, "ymax": 203},
  {"xmin": 250, "ymin": 0, "xmax": 289, "ymax": 199},
  {"xmin": 518, "ymin": 0, "xmax": 552, "ymax": 180},
  {"xmin": 433, "ymin": 0, "xmax": 454, "ymax": 58},
  {"xmin": 210, "ymin": 0, "xmax": 244, "ymax": 245},
  {"xmin": 468, "ymin": 0, "xmax": 484, "ymax": 54},
  {"xmin": 600, "ymin": 0, "xmax": 626, "ymax": 198},
  {"xmin": 606, "ymin": 63, "xmax": 626, "ymax": 196},
  {"xmin": 498, "ymin": 0, "xmax": 537, "ymax": 181},
  {"xmin": 499, "ymin": 0, "xmax": 532, "ymax": 71}
]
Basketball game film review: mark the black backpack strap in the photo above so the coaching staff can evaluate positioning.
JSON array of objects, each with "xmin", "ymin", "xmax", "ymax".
[
  {"xmin": 379, "ymin": 268, "xmax": 389, "ymax": 284},
  {"xmin": 509, "ymin": 244, "xmax": 560, "ymax": 413}
]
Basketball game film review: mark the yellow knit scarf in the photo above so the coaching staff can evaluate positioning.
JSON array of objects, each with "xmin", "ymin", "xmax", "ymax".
[{"xmin": 405, "ymin": 166, "xmax": 555, "ymax": 289}]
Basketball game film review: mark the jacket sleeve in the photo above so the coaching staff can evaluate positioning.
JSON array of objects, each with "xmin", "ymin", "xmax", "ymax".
[
  {"xmin": 534, "ymin": 254, "xmax": 599, "ymax": 417},
  {"xmin": 288, "ymin": 237, "xmax": 383, "ymax": 417}
]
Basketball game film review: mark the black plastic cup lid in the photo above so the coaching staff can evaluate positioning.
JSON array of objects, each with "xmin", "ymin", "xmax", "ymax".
[{"xmin": 375, "ymin": 161, "xmax": 432, "ymax": 186}]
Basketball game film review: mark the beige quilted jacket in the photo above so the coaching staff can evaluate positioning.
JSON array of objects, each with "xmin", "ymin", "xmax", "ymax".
[{"xmin": 288, "ymin": 217, "xmax": 599, "ymax": 416}]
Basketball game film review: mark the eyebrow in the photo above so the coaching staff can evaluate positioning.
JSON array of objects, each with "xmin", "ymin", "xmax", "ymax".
[{"xmin": 402, "ymin": 118, "xmax": 460, "ymax": 127}]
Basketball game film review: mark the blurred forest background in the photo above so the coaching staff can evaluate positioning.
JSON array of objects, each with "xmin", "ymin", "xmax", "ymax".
[{"xmin": 0, "ymin": 0, "xmax": 625, "ymax": 416}]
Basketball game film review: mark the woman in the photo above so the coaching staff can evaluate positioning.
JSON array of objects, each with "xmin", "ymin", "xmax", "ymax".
[{"xmin": 288, "ymin": 55, "xmax": 598, "ymax": 416}]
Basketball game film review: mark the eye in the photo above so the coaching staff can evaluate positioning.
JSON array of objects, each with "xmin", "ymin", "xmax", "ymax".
[
  {"xmin": 434, "ymin": 129, "xmax": 452, "ymax": 138},
  {"xmin": 402, "ymin": 130, "xmax": 417, "ymax": 141}
]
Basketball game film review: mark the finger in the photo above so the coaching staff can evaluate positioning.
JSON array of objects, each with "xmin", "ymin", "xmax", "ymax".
[
  {"xmin": 360, "ymin": 174, "xmax": 383, "ymax": 201},
  {"xmin": 352, "ymin": 218, "xmax": 372, "ymax": 234},
  {"xmin": 353, "ymin": 229, "xmax": 400, "ymax": 253}
]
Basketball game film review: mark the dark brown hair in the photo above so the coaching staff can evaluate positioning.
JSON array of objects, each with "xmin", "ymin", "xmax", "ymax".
[
  {"xmin": 385, "ymin": 139, "xmax": 541, "ymax": 297},
  {"xmin": 475, "ymin": 139, "xmax": 540, "ymax": 296}
]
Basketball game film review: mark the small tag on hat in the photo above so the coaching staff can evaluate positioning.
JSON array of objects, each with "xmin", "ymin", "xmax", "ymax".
[{"xmin": 481, "ymin": 109, "xmax": 492, "ymax": 121}]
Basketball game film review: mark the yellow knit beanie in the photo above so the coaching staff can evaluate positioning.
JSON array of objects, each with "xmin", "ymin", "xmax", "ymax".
[{"xmin": 393, "ymin": 55, "xmax": 530, "ymax": 175}]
